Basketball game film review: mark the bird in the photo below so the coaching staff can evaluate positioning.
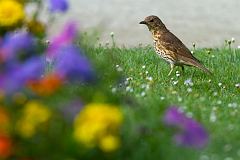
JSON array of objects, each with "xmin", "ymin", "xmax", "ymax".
[{"xmin": 139, "ymin": 15, "xmax": 211, "ymax": 76}]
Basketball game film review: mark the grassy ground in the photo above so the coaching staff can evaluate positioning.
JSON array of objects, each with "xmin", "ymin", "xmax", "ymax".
[{"xmin": 80, "ymin": 41, "xmax": 240, "ymax": 160}]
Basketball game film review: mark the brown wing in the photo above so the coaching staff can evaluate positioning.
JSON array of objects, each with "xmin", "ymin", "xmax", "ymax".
[
  {"xmin": 158, "ymin": 31, "xmax": 212, "ymax": 74},
  {"xmin": 159, "ymin": 31, "xmax": 201, "ymax": 65}
]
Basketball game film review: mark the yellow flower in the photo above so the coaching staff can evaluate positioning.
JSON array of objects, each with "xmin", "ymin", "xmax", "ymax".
[
  {"xmin": 17, "ymin": 122, "xmax": 35, "ymax": 138},
  {"xmin": 74, "ymin": 103, "xmax": 123, "ymax": 152},
  {"xmin": 0, "ymin": 0, "xmax": 25, "ymax": 27},
  {"xmin": 17, "ymin": 101, "xmax": 51, "ymax": 138},
  {"xmin": 23, "ymin": 101, "xmax": 51, "ymax": 123},
  {"xmin": 99, "ymin": 135, "xmax": 120, "ymax": 152}
]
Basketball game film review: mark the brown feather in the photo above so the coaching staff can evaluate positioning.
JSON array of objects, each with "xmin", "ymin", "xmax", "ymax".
[
  {"xmin": 159, "ymin": 31, "xmax": 200, "ymax": 64},
  {"xmin": 159, "ymin": 32, "xmax": 212, "ymax": 74}
]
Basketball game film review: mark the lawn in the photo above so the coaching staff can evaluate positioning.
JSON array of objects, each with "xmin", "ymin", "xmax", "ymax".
[
  {"xmin": 82, "ymin": 42, "xmax": 240, "ymax": 160},
  {"xmin": 1, "ymin": 0, "xmax": 239, "ymax": 159}
]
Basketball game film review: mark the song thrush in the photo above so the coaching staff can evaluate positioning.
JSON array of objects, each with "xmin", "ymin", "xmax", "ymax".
[{"xmin": 140, "ymin": 15, "xmax": 211, "ymax": 76}]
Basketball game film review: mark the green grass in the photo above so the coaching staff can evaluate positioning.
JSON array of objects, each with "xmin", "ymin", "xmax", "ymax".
[{"xmin": 80, "ymin": 43, "xmax": 240, "ymax": 160}]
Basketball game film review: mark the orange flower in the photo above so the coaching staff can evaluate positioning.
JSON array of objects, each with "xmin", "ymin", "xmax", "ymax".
[
  {"xmin": 0, "ymin": 135, "xmax": 12, "ymax": 158},
  {"xmin": 28, "ymin": 74, "xmax": 62, "ymax": 96}
]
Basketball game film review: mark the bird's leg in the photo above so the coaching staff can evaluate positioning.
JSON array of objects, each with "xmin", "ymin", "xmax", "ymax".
[
  {"xmin": 181, "ymin": 66, "xmax": 185, "ymax": 73},
  {"xmin": 168, "ymin": 64, "xmax": 175, "ymax": 76}
]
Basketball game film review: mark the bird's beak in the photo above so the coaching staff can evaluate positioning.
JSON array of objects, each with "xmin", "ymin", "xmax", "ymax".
[{"xmin": 139, "ymin": 21, "xmax": 147, "ymax": 25}]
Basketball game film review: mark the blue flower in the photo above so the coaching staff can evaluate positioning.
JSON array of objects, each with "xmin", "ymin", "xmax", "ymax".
[
  {"xmin": 0, "ymin": 32, "xmax": 35, "ymax": 61},
  {"xmin": 48, "ymin": 0, "xmax": 68, "ymax": 12},
  {"xmin": 54, "ymin": 46, "xmax": 94, "ymax": 82},
  {"xmin": 164, "ymin": 107, "xmax": 209, "ymax": 148},
  {"xmin": 0, "ymin": 57, "xmax": 44, "ymax": 94}
]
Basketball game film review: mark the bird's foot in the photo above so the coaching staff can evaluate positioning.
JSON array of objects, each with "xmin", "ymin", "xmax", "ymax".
[
  {"xmin": 181, "ymin": 66, "xmax": 185, "ymax": 75},
  {"xmin": 168, "ymin": 69, "xmax": 173, "ymax": 76},
  {"xmin": 168, "ymin": 64, "xmax": 175, "ymax": 76}
]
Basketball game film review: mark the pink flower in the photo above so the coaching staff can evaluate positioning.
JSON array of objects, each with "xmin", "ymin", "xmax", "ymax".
[{"xmin": 46, "ymin": 22, "xmax": 77, "ymax": 60}]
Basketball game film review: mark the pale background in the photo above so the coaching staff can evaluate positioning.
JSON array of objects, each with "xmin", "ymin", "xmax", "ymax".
[{"xmin": 50, "ymin": 0, "xmax": 240, "ymax": 47}]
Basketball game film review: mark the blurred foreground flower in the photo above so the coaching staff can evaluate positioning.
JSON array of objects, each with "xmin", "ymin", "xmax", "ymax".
[
  {"xmin": 0, "ymin": 135, "xmax": 12, "ymax": 158},
  {"xmin": 45, "ymin": 22, "xmax": 95, "ymax": 82},
  {"xmin": 0, "ymin": 57, "xmax": 44, "ymax": 94},
  {"xmin": 54, "ymin": 46, "xmax": 95, "ymax": 82},
  {"xmin": 0, "ymin": 0, "xmax": 25, "ymax": 27},
  {"xmin": 0, "ymin": 31, "xmax": 43, "ymax": 94},
  {"xmin": 28, "ymin": 73, "xmax": 62, "ymax": 96},
  {"xmin": 48, "ymin": 0, "xmax": 68, "ymax": 13},
  {"xmin": 0, "ymin": 31, "xmax": 34, "ymax": 61},
  {"xmin": 164, "ymin": 107, "xmax": 208, "ymax": 148},
  {"xmin": 74, "ymin": 103, "xmax": 123, "ymax": 152},
  {"xmin": 47, "ymin": 22, "xmax": 77, "ymax": 60},
  {"xmin": 17, "ymin": 101, "xmax": 51, "ymax": 138}
]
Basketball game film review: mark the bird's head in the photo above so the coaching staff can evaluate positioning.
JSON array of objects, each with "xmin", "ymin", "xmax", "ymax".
[{"xmin": 139, "ymin": 15, "xmax": 166, "ymax": 32}]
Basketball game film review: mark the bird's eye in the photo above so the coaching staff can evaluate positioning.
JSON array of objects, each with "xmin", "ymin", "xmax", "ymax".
[{"xmin": 149, "ymin": 19, "xmax": 154, "ymax": 22}]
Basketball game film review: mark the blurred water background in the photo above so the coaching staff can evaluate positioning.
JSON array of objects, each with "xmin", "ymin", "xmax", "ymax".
[{"xmin": 49, "ymin": 0, "xmax": 240, "ymax": 47}]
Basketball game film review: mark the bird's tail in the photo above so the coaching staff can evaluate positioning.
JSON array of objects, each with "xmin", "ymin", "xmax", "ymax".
[{"xmin": 193, "ymin": 61, "xmax": 212, "ymax": 75}]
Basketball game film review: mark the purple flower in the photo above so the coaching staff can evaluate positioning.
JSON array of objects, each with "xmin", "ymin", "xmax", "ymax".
[
  {"xmin": 0, "ymin": 57, "xmax": 44, "ymax": 94},
  {"xmin": 54, "ymin": 46, "xmax": 94, "ymax": 82},
  {"xmin": 0, "ymin": 32, "xmax": 35, "ymax": 61},
  {"xmin": 164, "ymin": 107, "xmax": 209, "ymax": 148},
  {"xmin": 61, "ymin": 100, "xmax": 83, "ymax": 122},
  {"xmin": 48, "ymin": 0, "xmax": 68, "ymax": 12},
  {"xmin": 47, "ymin": 22, "xmax": 77, "ymax": 60}
]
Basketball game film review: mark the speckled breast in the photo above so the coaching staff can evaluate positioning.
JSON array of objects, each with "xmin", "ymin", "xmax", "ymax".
[{"xmin": 153, "ymin": 41, "xmax": 174, "ymax": 64}]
